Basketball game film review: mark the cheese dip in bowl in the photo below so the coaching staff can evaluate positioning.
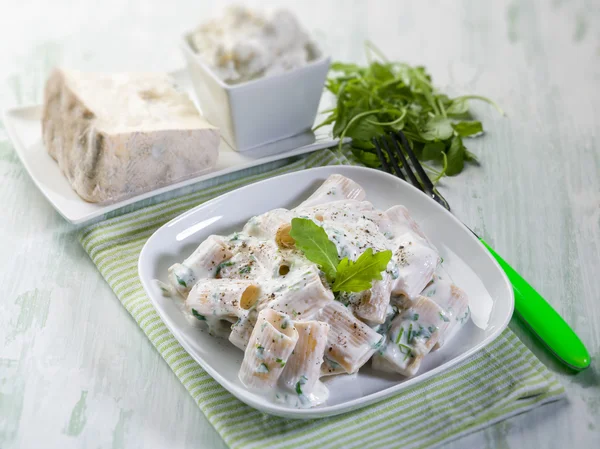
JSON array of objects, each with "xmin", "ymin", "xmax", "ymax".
[
  {"xmin": 189, "ymin": 6, "xmax": 322, "ymax": 85},
  {"xmin": 182, "ymin": 6, "xmax": 330, "ymax": 152}
]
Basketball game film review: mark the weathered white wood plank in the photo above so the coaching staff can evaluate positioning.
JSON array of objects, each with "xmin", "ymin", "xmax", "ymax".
[{"xmin": 0, "ymin": 0, "xmax": 598, "ymax": 448}]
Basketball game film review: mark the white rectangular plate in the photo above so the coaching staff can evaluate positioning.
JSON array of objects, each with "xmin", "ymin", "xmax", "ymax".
[
  {"xmin": 138, "ymin": 166, "xmax": 514, "ymax": 419},
  {"xmin": 2, "ymin": 71, "xmax": 339, "ymax": 225}
]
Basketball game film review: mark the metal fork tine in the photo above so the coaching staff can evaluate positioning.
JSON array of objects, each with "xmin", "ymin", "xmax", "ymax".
[
  {"xmin": 380, "ymin": 136, "xmax": 406, "ymax": 181},
  {"xmin": 394, "ymin": 131, "xmax": 452, "ymax": 211},
  {"xmin": 389, "ymin": 133, "xmax": 424, "ymax": 192},
  {"xmin": 372, "ymin": 137, "xmax": 391, "ymax": 173},
  {"xmin": 395, "ymin": 131, "xmax": 436, "ymax": 192}
]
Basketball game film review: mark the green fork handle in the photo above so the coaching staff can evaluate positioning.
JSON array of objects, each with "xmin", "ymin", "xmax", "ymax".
[{"xmin": 480, "ymin": 239, "xmax": 591, "ymax": 370}]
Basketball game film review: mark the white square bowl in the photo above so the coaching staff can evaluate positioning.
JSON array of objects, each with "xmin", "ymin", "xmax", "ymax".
[
  {"xmin": 181, "ymin": 34, "xmax": 331, "ymax": 152},
  {"xmin": 138, "ymin": 165, "xmax": 514, "ymax": 419}
]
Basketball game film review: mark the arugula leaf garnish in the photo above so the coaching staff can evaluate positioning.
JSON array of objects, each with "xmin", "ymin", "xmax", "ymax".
[
  {"xmin": 290, "ymin": 218, "xmax": 392, "ymax": 293},
  {"xmin": 332, "ymin": 248, "xmax": 392, "ymax": 293},
  {"xmin": 289, "ymin": 217, "xmax": 339, "ymax": 282}
]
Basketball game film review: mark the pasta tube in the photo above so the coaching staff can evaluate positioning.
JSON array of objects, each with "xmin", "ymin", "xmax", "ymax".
[
  {"xmin": 239, "ymin": 309, "xmax": 299, "ymax": 389},
  {"xmin": 318, "ymin": 301, "xmax": 383, "ymax": 374},
  {"xmin": 354, "ymin": 271, "xmax": 393, "ymax": 324},
  {"xmin": 280, "ymin": 320, "xmax": 330, "ymax": 395},
  {"xmin": 168, "ymin": 235, "xmax": 233, "ymax": 297},
  {"xmin": 297, "ymin": 174, "xmax": 366, "ymax": 208},
  {"xmin": 263, "ymin": 266, "xmax": 334, "ymax": 319},
  {"xmin": 185, "ymin": 279, "xmax": 260, "ymax": 321},
  {"xmin": 372, "ymin": 296, "xmax": 449, "ymax": 377}
]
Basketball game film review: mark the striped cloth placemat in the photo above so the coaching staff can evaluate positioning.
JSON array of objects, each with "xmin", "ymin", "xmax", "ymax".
[{"xmin": 79, "ymin": 148, "xmax": 565, "ymax": 449}]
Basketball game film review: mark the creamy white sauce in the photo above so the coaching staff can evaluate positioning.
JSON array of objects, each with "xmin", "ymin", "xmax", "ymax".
[
  {"xmin": 164, "ymin": 185, "xmax": 472, "ymax": 408},
  {"xmin": 273, "ymin": 380, "xmax": 329, "ymax": 408},
  {"xmin": 190, "ymin": 6, "xmax": 320, "ymax": 84}
]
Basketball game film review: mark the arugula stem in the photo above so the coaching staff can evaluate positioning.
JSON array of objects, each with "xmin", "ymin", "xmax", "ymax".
[
  {"xmin": 364, "ymin": 40, "xmax": 389, "ymax": 63},
  {"xmin": 366, "ymin": 109, "xmax": 407, "ymax": 126},
  {"xmin": 412, "ymin": 68, "xmax": 434, "ymax": 89},
  {"xmin": 401, "ymin": 130, "xmax": 427, "ymax": 143},
  {"xmin": 313, "ymin": 114, "xmax": 336, "ymax": 131},
  {"xmin": 428, "ymin": 95, "xmax": 441, "ymax": 115},
  {"xmin": 365, "ymin": 42, "xmax": 373, "ymax": 65},
  {"xmin": 437, "ymin": 98, "xmax": 447, "ymax": 118},
  {"xmin": 453, "ymin": 95, "xmax": 505, "ymax": 116},
  {"xmin": 338, "ymin": 109, "xmax": 385, "ymax": 151},
  {"xmin": 421, "ymin": 162, "xmax": 441, "ymax": 175},
  {"xmin": 434, "ymin": 152, "xmax": 448, "ymax": 182}
]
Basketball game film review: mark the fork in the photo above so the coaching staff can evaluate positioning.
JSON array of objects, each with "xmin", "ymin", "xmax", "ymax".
[{"xmin": 372, "ymin": 131, "xmax": 590, "ymax": 371}]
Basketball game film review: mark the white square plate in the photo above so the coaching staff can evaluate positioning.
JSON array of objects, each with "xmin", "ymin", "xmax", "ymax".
[
  {"xmin": 2, "ymin": 70, "xmax": 340, "ymax": 225},
  {"xmin": 138, "ymin": 166, "xmax": 514, "ymax": 419}
]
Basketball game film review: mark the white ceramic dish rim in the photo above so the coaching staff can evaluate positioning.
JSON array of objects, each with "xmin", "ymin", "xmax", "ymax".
[
  {"xmin": 2, "ymin": 105, "xmax": 339, "ymax": 225},
  {"xmin": 181, "ymin": 31, "xmax": 332, "ymax": 91},
  {"xmin": 138, "ymin": 165, "xmax": 514, "ymax": 419}
]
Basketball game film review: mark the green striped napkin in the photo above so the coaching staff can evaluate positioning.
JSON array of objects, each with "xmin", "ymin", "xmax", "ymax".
[{"xmin": 79, "ymin": 148, "xmax": 564, "ymax": 449}]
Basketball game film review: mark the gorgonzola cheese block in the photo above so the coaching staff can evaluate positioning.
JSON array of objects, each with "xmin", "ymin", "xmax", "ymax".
[{"xmin": 42, "ymin": 68, "xmax": 220, "ymax": 203}]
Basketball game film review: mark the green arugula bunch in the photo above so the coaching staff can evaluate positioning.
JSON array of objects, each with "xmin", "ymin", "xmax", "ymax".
[
  {"xmin": 315, "ymin": 42, "xmax": 503, "ymax": 180},
  {"xmin": 289, "ymin": 218, "xmax": 392, "ymax": 293}
]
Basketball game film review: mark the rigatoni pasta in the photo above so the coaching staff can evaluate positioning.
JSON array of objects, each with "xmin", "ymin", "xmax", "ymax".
[
  {"xmin": 297, "ymin": 173, "xmax": 366, "ymax": 208},
  {"xmin": 165, "ymin": 173, "xmax": 471, "ymax": 409},
  {"xmin": 185, "ymin": 279, "xmax": 260, "ymax": 320},
  {"xmin": 239, "ymin": 309, "xmax": 298, "ymax": 389},
  {"xmin": 372, "ymin": 296, "xmax": 449, "ymax": 376},
  {"xmin": 318, "ymin": 301, "xmax": 383, "ymax": 374},
  {"xmin": 354, "ymin": 271, "xmax": 393, "ymax": 324},
  {"xmin": 280, "ymin": 321, "xmax": 330, "ymax": 400},
  {"xmin": 229, "ymin": 313, "xmax": 256, "ymax": 351},
  {"xmin": 263, "ymin": 266, "xmax": 334, "ymax": 319},
  {"xmin": 168, "ymin": 235, "xmax": 233, "ymax": 297},
  {"xmin": 420, "ymin": 273, "xmax": 470, "ymax": 349}
]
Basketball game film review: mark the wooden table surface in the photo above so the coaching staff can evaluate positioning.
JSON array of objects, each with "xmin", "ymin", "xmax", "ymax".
[{"xmin": 1, "ymin": 0, "xmax": 598, "ymax": 448}]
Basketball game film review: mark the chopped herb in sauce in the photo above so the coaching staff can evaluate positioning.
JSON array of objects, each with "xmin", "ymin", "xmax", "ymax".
[
  {"xmin": 395, "ymin": 327, "xmax": 404, "ymax": 344},
  {"xmin": 176, "ymin": 275, "xmax": 187, "ymax": 287},
  {"xmin": 295, "ymin": 375, "xmax": 308, "ymax": 395},
  {"xmin": 215, "ymin": 260, "xmax": 234, "ymax": 276},
  {"xmin": 257, "ymin": 363, "xmax": 269, "ymax": 373},
  {"xmin": 412, "ymin": 313, "xmax": 419, "ymax": 321},
  {"xmin": 324, "ymin": 356, "xmax": 340, "ymax": 369},
  {"xmin": 256, "ymin": 344, "xmax": 265, "ymax": 359},
  {"xmin": 276, "ymin": 358, "xmax": 286, "ymax": 367},
  {"xmin": 439, "ymin": 311, "xmax": 450, "ymax": 322},
  {"xmin": 239, "ymin": 265, "xmax": 252, "ymax": 274},
  {"xmin": 414, "ymin": 325, "xmax": 431, "ymax": 340},
  {"xmin": 191, "ymin": 309, "xmax": 206, "ymax": 321},
  {"xmin": 398, "ymin": 343, "xmax": 412, "ymax": 360},
  {"xmin": 372, "ymin": 336, "xmax": 385, "ymax": 350},
  {"xmin": 158, "ymin": 282, "xmax": 171, "ymax": 296},
  {"xmin": 456, "ymin": 307, "xmax": 470, "ymax": 324}
]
